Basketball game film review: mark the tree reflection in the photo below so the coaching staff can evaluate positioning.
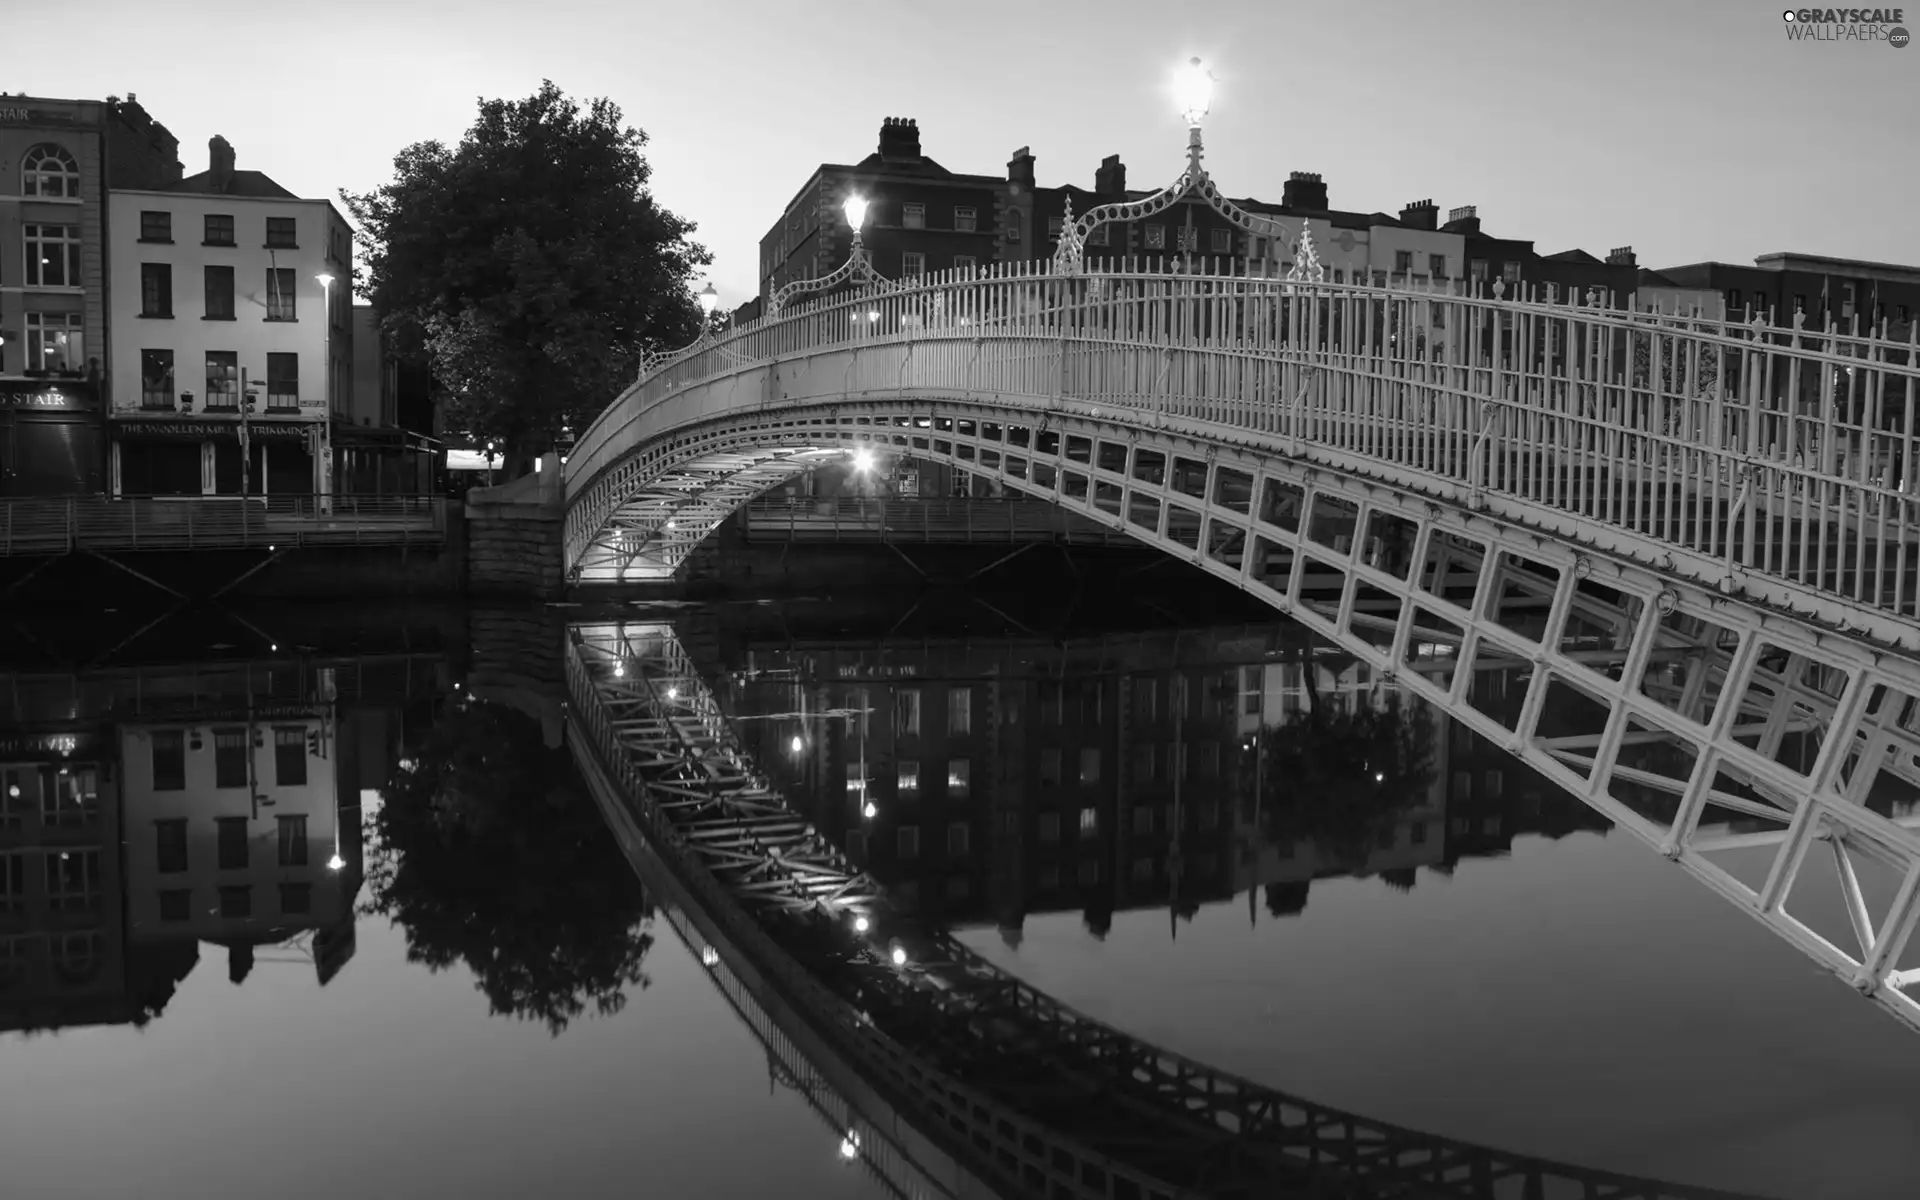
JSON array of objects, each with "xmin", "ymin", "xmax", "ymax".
[
  {"xmin": 363, "ymin": 699, "xmax": 654, "ymax": 1034},
  {"xmin": 1251, "ymin": 686, "xmax": 1437, "ymax": 871}
]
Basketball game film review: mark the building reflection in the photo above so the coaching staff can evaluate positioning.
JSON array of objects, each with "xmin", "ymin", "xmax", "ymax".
[
  {"xmin": 0, "ymin": 648, "xmax": 446, "ymax": 1033},
  {"xmin": 719, "ymin": 625, "xmax": 1612, "ymax": 937}
]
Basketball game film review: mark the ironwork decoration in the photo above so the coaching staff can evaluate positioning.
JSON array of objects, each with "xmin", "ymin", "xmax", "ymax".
[{"xmin": 768, "ymin": 193, "xmax": 892, "ymax": 317}]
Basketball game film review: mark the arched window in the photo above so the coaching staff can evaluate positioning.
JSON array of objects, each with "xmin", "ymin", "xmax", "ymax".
[{"xmin": 22, "ymin": 143, "xmax": 79, "ymax": 198}]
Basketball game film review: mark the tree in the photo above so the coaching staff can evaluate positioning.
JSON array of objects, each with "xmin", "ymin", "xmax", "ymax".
[
  {"xmin": 364, "ymin": 699, "xmax": 656, "ymax": 1034},
  {"xmin": 1630, "ymin": 323, "xmax": 1723, "ymax": 401},
  {"xmin": 345, "ymin": 81, "xmax": 711, "ymax": 476},
  {"xmin": 1251, "ymin": 690, "xmax": 1436, "ymax": 871}
]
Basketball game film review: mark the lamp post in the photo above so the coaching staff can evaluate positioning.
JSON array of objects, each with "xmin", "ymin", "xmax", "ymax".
[
  {"xmin": 767, "ymin": 192, "xmax": 890, "ymax": 317},
  {"xmin": 1053, "ymin": 57, "xmax": 1324, "ymax": 286},
  {"xmin": 315, "ymin": 273, "xmax": 335, "ymax": 510},
  {"xmin": 698, "ymin": 281, "xmax": 720, "ymax": 330}
]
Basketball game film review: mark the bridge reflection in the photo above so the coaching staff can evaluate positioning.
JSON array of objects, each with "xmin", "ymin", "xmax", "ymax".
[{"xmin": 568, "ymin": 617, "xmax": 1767, "ymax": 1200}]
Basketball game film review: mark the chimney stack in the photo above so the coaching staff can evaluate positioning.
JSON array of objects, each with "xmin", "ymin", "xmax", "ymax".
[
  {"xmin": 1007, "ymin": 145, "xmax": 1035, "ymax": 191},
  {"xmin": 209, "ymin": 135, "xmax": 236, "ymax": 187},
  {"xmin": 1094, "ymin": 154, "xmax": 1126, "ymax": 194},
  {"xmin": 1443, "ymin": 205, "xmax": 1480, "ymax": 233},
  {"xmin": 1605, "ymin": 246, "xmax": 1636, "ymax": 266},
  {"xmin": 1280, "ymin": 171, "xmax": 1327, "ymax": 210},
  {"xmin": 1397, "ymin": 199, "xmax": 1438, "ymax": 231},
  {"xmin": 876, "ymin": 117, "xmax": 921, "ymax": 162}
]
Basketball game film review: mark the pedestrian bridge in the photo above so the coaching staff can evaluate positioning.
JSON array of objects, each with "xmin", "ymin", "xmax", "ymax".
[{"xmin": 562, "ymin": 261, "xmax": 1920, "ymax": 1036}]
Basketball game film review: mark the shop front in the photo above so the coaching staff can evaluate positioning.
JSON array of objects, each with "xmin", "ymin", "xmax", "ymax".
[
  {"xmin": 110, "ymin": 419, "xmax": 323, "ymax": 498},
  {"xmin": 0, "ymin": 380, "xmax": 103, "ymax": 496}
]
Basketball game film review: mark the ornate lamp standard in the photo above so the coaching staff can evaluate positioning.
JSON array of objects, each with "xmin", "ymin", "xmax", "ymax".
[
  {"xmin": 1052, "ymin": 57, "xmax": 1324, "ymax": 287},
  {"xmin": 638, "ymin": 281, "xmax": 725, "ymax": 379},
  {"xmin": 767, "ymin": 193, "xmax": 890, "ymax": 317}
]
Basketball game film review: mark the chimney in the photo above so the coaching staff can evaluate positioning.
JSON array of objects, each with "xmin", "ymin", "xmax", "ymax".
[
  {"xmin": 1606, "ymin": 245, "xmax": 1636, "ymax": 266},
  {"xmin": 209, "ymin": 135, "xmax": 235, "ymax": 188},
  {"xmin": 876, "ymin": 117, "xmax": 921, "ymax": 162},
  {"xmin": 127, "ymin": 92, "xmax": 137, "ymax": 103},
  {"xmin": 1398, "ymin": 199, "xmax": 1438, "ymax": 231},
  {"xmin": 1094, "ymin": 154, "xmax": 1126, "ymax": 194},
  {"xmin": 1007, "ymin": 145, "xmax": 1035, "ymax": 191},
  {"xmin": 1443, "ymin": 204, "xmax": 1480, "ymax": 233},
  {"xmin": 1280, "ymin": 171, "xmax": 1327, "ymax": 211}
]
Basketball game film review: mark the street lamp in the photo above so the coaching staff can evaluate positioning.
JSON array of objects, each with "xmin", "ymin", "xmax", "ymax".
[
  {"xmin": 1053, "ymin": 57, "xmax": 1323, "ymax": 287},
  {"xmin": 698, "ymin": 282, "xmax": 719, "ymax": 320},
  {"xmin": 768, "ymin": 191, "xmax": 890, "ymax": 316}
]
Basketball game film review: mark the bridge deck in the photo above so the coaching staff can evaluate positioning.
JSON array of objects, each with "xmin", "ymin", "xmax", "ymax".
[{"xmin": 0, "ymin": 495, "xmax": 447, "ymax": 556}]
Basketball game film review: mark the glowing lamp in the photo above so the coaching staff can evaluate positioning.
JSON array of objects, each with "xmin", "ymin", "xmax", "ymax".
[
  {"xmin": 698, "ymin": 283, "xmax": 719, "ymax": 316},
  {"xmin": 1176, "ymin": 56, "xmax": 1214, "ymax": 127},
  {"xmin": 852, "ymin": 447, "xmax": 876, "ymax": 472},
  {"xmin": 842, "ymin": 193, "xmax": 869, "ymax": 231}
]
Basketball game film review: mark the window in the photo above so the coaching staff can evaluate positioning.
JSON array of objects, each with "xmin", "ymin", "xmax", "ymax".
[
  {"xmin": 140, "ymin": 263, "xmax": 173, "ymax": 317},
  {"xmin": 1197, "ymin": 741, "xmax": 1220, "ymax": 779},
  {"xmin": 151, "ymin": 729, "xmax": 186, "ymax": 789},
  {"xmin": 42, "ymin": 768, "xmax": 97, "ymax": 826},
  {"xmin": 1133, "ymin": 678, "xmax": 1157, "ymax": 722},
  {"xmin": 1006, "ymin": 219, "xmax": 1021, "ymax": 243},
  {"xmin": 897, "ymin": 826, "xmax": 920, "ymax": 859},
  {"xmin": 1079, "ymin": 684, "xmax": 1102, "ymax": 724},
  {"xmin": 217, "ymin": 817, "xmax": 249, "ymax": 869},
  {"xmin": 1145, "ymin": 225, "xmax": 1166, "ymax": 249},
  {"xmin": 953, "ymin": 254, "xmax": 976, "ymax": 272},
  {"xmin": 902, "ymin": 203, "xmax": 925, "ymax": 229},
  {"xmin": 140, "ymin": 210, "xmax": 172, "ymax": 242},
  {"xmin": 897, "ymin": 761, "xmax": 920, "ymax": 794},
  {"xmin": 218, "ymin": 886, "xmax": 252, "ymax": 919},
  {"xmin": 204, "ymin": 265, "xmax": 235, "ymax": 319},
  {"xmin": 1725, "ymin": 288, "xmax": 1742, "ymax": 313},
  {"xmin": 265, "ymin": 216, "xmax": 297, "ymax": 248},
  {"xmin": 1132, "ymin": 804, "xmax": 1154, "ymax": 833},
  {"xmin": 21, "ymin": 143, "xmax": 79, "ymax": 197},
  {"xmin": 1484, "ymin": 770, "xmax": 1505, "ymax": 799},
  {"xmin": 1176, "ymin": 227, "xmax": 1197, "ymax": 251},
  {"xmin": 948, "ymin": 688, "xmax": 971, "ymax": 735},
  {"xmin": 24, "ymin": 224, "xmax": 80, "ymax": 286},
  {"xmin": 1253, "ymin": 236, "xmax": 1270, "ymax": 260},
  {"xmin": 1469, "ymin": 259, "xmax": 1488, "ymax": 283},
  {"xmin": 0, "ymin": 769, "xmax": 28, "ymax": 827},
  {"xmin": 279, "ymin": 883, "xmax": 311, "ymax": 915},
  {"xmin": 1842, "ymin": 282, "xmax": 1856, "ymax": 319},
  {"xmin": 1078, "ymin": 748, "xmax": 1101, "ymax": 785},
  {"xmin": 1078, "ymin": 859, "xmax": 1099, "ymax": 886},
  {"xmin": 277, "ymin": 815, "xmax": 308, "ymax": 866},
  {"xmin": 1429, "ymin": 254, "xmax": 1447, "ymax": 277},
  {"xmin": 1452, "ymin": 770, "xmax": 1472, "ymax": 798},
  {"xmin": 1411, "ymin": 821, "xmax": 1428, "ymax": 845},
  {"xmin": 265, "ymin": 267, "xmax": 296, "ymax": 320},
  {"xmin": 204, "ymin": 352, "xmax": 239, "ymax": 408},
  {"xmin": 1373, "ymin": 270, "xmax": 1388, "ymax": 287},
  {"xmin": 1199, "ymin": 800, "xmax": 1219, "ymax": 831},
  {"xmin": 947, "ymin": 822, "xmax": 970, "ymax": 856},
  {"xmin": 1242, "ymin": 666, "xmax": 1263, "ymax": 716},
  {"xmin": 1047, "ymin": 216, "xmax": 1064, "ymax": 240},
  {"xmin": 156, "ymin": 819, "xmax": 189, "ymax": 874},
  {"xmin": 997, "ymin": 811, "xmax": 1019, "ymax": 836},
  {"xmin": 273, "ymin": 727, "xmax": 307, "ymax": 786},
  {"xmin": 45, "ymin": 850, "xmax": 101, "ymax": 913},
  {"xmin": 947, "ymin": 759, "xmax": 970, "ymax": 796},
  {"xmin": 1501, "ymin": 261, "xmax": 1521, "ymax": 283},
  {"xmin": 945, "ymin": 876, "xmax": 971, "ymax": 901},
  {"xmin": 0, "ymin": 854, "xmax": 23, "ymax": 915},
  {"xmin": 1394, "ymin": 250, "xmax": 1413, "ymax": 272},
  {"xmin": 1088, "ymin": 224, "xmax": 1108, "ymax": 246},
  {"xmin": 204, "ymin": 213, "xmax": 235, "ymax": 246},
  {"xmin": 901, "ymin": 251, "xmax": 925, "ymax": 277},
  {"xmin": 1793, "ymin": 294, "xmax": 1806, "ymax": 313},
  {"xmin": 140, "ymin": 349, "xmax": 176, "ymax": 409},
  {"xmin": 1211, "ymin": 229, "xmax": 1231, "ymax": 253},
  {"xmin": 894, "ymin": 689, "xmax": 921, "ymax": 736},
  {"xmin": 1078, "ymin": 807, "xmax": 1098, "ymax": 834},
  {"xmin": 1038, "ymin": 747, "xmax": 1062, "ymax": 786},
  {"xmin": 159, "ymin": 889, "xmax": 192, "ymax": 922},
  {"xmin": 1131, "ymin": 743, "xmax": 1156, "ymax": 784},
  {"xmin": 1038, "ymin": 812, "xmax": 1060, "ymax": 842},
  {"xmin": 954, "ymin": 206, "xmax": 976, "ymax": 231},
  {"xmin": 23, "ymin": 313, "xmax": 83, "ymax": 373},
  {"xmin": 266, "ymin": 353, "xmax": 298, "ymax": 409}
]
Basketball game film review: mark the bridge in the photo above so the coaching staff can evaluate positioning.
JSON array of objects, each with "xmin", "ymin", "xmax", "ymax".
[
  {"xmin": 555, "ymin": 86, "xmax": 1920, "ymax": 1035},
  {"xmin": 568, "ymin": 617, "xmax": 1773, "ymax": 1200}
]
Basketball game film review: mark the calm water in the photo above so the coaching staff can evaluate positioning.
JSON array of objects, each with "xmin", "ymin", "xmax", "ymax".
[{"xmin": 2, "ymin": 590, "xmax": 1916, "ymax": 1199}]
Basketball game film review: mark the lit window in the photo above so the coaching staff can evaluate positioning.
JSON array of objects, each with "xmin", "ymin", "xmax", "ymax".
[
  {"xmin": 897, "ymin": 761, "xmax": 920, "ymax": 793},
  {"xmin": 901, "ymin": 251, "xmax": 925, "ymax": 277},
  {"xmin": 947, "ymin": 759, "xmax": 970, "ymax": 796},
  {"xmin": 23, "ymin": 312, "xmax": 83, "ymax": 373},
  {"xmin": 948, "ymin": 688, "xmax": 971, "ymax": 735},
  {"xmin": 894, "ymin": 689, "xmax": 921, "ymax": 736},
  {"xmin": 1078, "ymin": 806, "xmax": 1097, "ymax": 834},
  {"xmin": 23, "ymin": 224, "xmax": 80, "ymax": 287}
]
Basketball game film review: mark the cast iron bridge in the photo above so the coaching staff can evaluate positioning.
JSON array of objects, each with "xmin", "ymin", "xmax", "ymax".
[
  {"xmin": 559, "ymin": 260, "xmax": 1920, "ymax": 1036},
  {"xmin": 567, "ymin": 617, "xmax": 1777, "ymax": 1200}
]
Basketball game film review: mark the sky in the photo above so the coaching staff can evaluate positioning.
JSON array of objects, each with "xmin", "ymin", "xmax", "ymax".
[{"xmin": 12, "ymin": 0, "xmax": 1914, "ymax": 307}]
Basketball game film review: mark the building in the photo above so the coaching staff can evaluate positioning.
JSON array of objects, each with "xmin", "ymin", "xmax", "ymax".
[
  {"xmin": 1656, "ymin": 252, "xmax": 1920, "ymax": 330},
  {"xmin": 106, "ymin": 135, "xmax": 352, "ymax": 498},
  {"xmin": 341, "ymin": 302, "xmax": 440, "ymax": 496},
  {"xmin": 0, "ymin": 93, "xmax": 181, "ymax": 496}
]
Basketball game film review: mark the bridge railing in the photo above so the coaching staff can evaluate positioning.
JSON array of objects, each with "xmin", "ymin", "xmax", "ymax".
[
  {"xmin": 0, "ymin": 494, "xmax": 448, "ymax": 556},
  {"xmin": 570, "ymin": 260, "xmax": 1920, "ymax": 628}
]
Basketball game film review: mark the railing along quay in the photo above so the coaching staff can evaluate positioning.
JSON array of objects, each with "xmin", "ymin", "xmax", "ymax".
[
  {"xmin": 0, "ymin": 494, "xmax": 447, "ymax": 556},
  {"xmin": 740, "ymin": 496, "xmax": 1128, "ymax": 546},
  {"xmin": 566, "ymin": 621, "xmax": 1770, "ymax": 1200},
  {"xmin": 569, "ymin": 259, "xmax": 1920, "ymax": 645}
]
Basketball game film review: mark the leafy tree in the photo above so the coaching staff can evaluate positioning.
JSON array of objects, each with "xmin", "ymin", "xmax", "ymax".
[
  {"xmin": 345, "ymin": 81, "xmax": 711, "ymax": 476},
  {"xmin": 363, "ymin": 699, "xmax": 655, "ymax": 1034},
  {"xmin": 1630, "ymin": 325, "xmax": 1723, "ymax": 400}
]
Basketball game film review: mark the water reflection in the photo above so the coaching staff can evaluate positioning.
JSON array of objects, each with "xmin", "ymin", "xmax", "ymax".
[{"xmin": 364, "ymin": 698, "xmax": 655, "ymax": 1033}]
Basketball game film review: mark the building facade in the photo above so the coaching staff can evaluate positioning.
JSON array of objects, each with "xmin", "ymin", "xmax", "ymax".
[
  {"xmin": 340, "ymin": 302, "xmax": 439, "ymax": 496},
  {"xmin": 1656, "ymin": 252, "xmax": 1920, "ymax": 331},
  {"xmin": 106, "ymin": 136, "xmax": 352, "ymax": 498},
  {"xmin": 0, "ymin": 93, "xmax": 180, "ymax": 496}
]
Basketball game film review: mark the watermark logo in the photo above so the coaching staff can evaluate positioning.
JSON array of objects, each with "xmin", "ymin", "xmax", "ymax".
[{"xmin": 1782, "ymin": 8, "xmax": 1910, "ymax": 44}]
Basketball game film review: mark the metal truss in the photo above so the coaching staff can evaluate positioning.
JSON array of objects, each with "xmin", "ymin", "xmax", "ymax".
[
  {"xmin": 566, "ymin": 398, "xmax": 1920, "ymax": 1040},
  {"xmin": 569, "ymin": 619, "xmax": 1770, "ymax": 1200}
]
